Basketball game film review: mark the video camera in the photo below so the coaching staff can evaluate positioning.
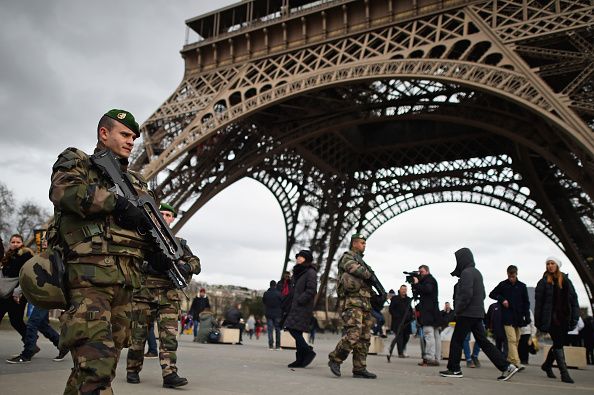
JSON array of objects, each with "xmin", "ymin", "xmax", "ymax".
[{"xmin": 403, "ymin": 270, "xmax": 421, "ymax": 285}]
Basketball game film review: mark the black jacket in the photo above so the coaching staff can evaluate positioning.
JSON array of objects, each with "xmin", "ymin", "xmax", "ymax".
[
  {"xmin": 224, "ymin": 307, "xmax": 243, "ymax": 325},
  {"xmin": 284, "ymin": 263, "xmax": 317, "ymax": 332},
  {"xmin": 412, "ymin": 273, "xmax": 440, "ymax": 327},
  {"xmin": 262, "ymin": 287, "xmax": 283, "ymax": 319},
  {"xmin": 1, "ymin": 247, "xmax": 33, "ymax": 278},
  {"xmin": 451, "ymin": 248, "xmax": 486, "ymax": 318},
  {"xmin": 489, "ymin": 279, "xmax": 531, "ymax": 327},
  {"xmin": 389, "ymin": 295, "xmax": 413, "ymax": 334},
  {"xmin": 534, "ymin": 272, "xmax": 579, "ymax": 333},
  {"xmin": 440, "ymin": 309, "xmax": 455, "ymax": 329},
  {"xmin": 189, "ymin": 296, "xmax": 210, "ymax": 318}
]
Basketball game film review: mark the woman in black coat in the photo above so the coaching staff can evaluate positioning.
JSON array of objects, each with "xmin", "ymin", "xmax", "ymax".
[
  {"xmin": 535, "ymin": 256, "xmax": 579, "ymax": 383},
  {"xmin": 284, "ymin": 249, "xmax": 317, "ymax": 368},
  {"xmin": 0, "ymin": 234, "xmax": 33, "ymax": 344}
]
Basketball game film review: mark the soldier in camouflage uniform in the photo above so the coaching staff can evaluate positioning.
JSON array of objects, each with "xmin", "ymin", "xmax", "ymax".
[
  {"xmin": 50, "ymin": 109, "xmax": 155, "ymax": 394},
  {"xmin": 328, "ymin": 234, "xmax": 377, "ymax": 379},
  {"xmin": 126, "ymin": 203, "xmax": 200, "ymax": 388}
]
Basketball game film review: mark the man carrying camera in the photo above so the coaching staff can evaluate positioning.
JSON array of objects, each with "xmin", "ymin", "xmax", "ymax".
[{"xmin": 412, "ymin": 265, "xmax": 441, "ymax": 366}]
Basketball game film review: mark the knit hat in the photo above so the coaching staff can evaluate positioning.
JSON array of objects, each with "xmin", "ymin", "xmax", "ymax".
[{"xmin": 545, "ymin": 256, "xmax": 562, "ymax": 268}]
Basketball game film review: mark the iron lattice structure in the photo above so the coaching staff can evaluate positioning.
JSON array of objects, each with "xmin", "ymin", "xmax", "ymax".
[{"xmin": 132, "ymin": 0, "xmax": 594, "ymax": 309}]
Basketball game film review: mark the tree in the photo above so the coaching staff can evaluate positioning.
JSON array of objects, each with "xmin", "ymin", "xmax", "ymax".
[
  {"xmin": 0, "ymin": 182, "xmax": 15, "ymax": 242},
  {"xmin": 16, "ymin": 201, "xmax": 50, "ymax": 241}
]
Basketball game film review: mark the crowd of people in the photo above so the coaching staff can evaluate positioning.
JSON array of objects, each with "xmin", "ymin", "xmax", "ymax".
[{"xmin": 0, "ymin": 108, "xmax": 592, "ymax": 393}]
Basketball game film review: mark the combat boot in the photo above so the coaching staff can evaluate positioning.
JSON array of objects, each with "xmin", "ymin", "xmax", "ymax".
[
  {"xmin": 353, "ymin": 369, "xmax": 377, "ymax": 379},
  {"xmin": 328, "ymin": 360, "xmax": 341, "ymax": 377},
  {"xmin": 553, "ymin": 349, "xmax": 574, "ymax": 383},
  {"xmin": 126, "ymin": 372, "xmax": 140, "ymax": 384},
  {"xmin": 301, "ymin": 346, "xmax": 316, "ymax": 367},
  {"xmin": 163, "ymin": 372, "xmax": 189, "ymax": 388},
  {"xmin": 541, "ymin": 348, "xmax": 556, "ymax": 378}
]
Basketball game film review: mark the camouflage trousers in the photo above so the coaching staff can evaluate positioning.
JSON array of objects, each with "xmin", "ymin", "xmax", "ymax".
[
  {"xmin": 126, "ymin": 287, "xmax": 181, "ymax": 377},
  {"xmin": 328, "ymin": 307, "xmax": 374, "ymax": 372},
  {"xmin": 59, "ymin": 284, "xmax": 133, "ymax": 395}
]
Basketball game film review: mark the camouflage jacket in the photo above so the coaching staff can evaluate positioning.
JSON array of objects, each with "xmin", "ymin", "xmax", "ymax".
[
  {"xmin": 337, "ymin": 249, "xmax": 373, "ymax": 311},
  {"xmin": 143, "ymin": 238, "xmax": 201, "ymax": 289},
  {"xmin": 49, "ymin": 143, "xmax": 153, "ymax": 264}
]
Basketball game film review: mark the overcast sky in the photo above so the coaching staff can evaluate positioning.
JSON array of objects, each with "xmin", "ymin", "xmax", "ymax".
[{"xmin": 0, "ymin": 1, "xmax": 591, "ymax": 313}]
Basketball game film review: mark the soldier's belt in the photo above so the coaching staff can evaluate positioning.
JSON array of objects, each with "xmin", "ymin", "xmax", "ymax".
[{"xmin": 64, "ymin": 224, "xmax": 104, "ymax": 245}]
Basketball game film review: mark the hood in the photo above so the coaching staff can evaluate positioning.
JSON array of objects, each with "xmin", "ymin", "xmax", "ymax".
[{"xmin": 451, "ymin": 247, "xmax": 475, "ymax": 277}]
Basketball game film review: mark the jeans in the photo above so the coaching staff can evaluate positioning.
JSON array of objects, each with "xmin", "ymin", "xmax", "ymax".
[
  {"xmin": 267, "ymin": 317, "xmax": 281, "ymax": 348},
  {"xmin": 463, "ymin": 332, "xmax": 481, "ymax": 360},
  {"xmin": 22, "ymin": 306, "xmax": 60, "ymax": 358},
  {"xmin": 193, "ymin": 319, "xmax": 200, "ymax": 338},
  {"xmin": 447, "ymin": 317, "xmax": 509, "ymax": 372},
  {"xmin": 371, "ymin": 310, "xmax": 385, "ymax": 335},
  {"xmin": 147, "ymin": 321, "xmax": 158, "ymax": 354},
  {"xmin": 422, "ymin": 326, "xmax": 441, "ymax": 361}
]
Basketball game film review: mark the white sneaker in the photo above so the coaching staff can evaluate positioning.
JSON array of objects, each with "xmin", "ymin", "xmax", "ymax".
[{"xmin": 497, "ymin": 364, "xmax": 519, "ymax": 381}]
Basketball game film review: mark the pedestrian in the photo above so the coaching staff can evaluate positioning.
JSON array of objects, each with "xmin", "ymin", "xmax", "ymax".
[
  {"xmin": 328, "ymin": 234, "xmax": 378, "ymax": 379},
  {"xmin": 440, "ymin": 302, "xmax": 455, "ymax": 331},
  {"xmin": 284, "ymin": 249, "xmax": 318, "ymax": 368},
  {"xmin": 535, "ymin": 256, "xmax": 580, "ymax": 383},
  {"xmin": 189, "ymin": 288, "xmax": 210, "ymax": 341},
  {"xmin": 387, "ymin": 284, "xmax": 413, "ymax": 360},
  {"xmin": 0, "ymin": 234, "xmax": 33, "ymax": 345},
  {"xmin": 566, "ymin": 316, "xmax": 584, "ymax": 346},
  {"xmin": 195, "ymin": 307, "xmax": 219, "ymax": 343},
  {"xmin": 277, "ymin": 271, "xmax": 291, "ymax": 297},
  {"xmin": 462, "ymin": 330, "xmax": 482, "ymax": 368},
  {"xmin": 223, "ymin": 303, "xmax": 245, "ymax": 344},
  {"xmin": 582, "ymin": 316, "xmax": 594, "ymax": 365},
  {"xmin": 485, "ymin": 302, "xmax": 507, "ymax": 356},
  {"xmin": 439, "ymin": 247, "xmax": 519, "ymax": 381},
  {"xmin": 412, "ymin": 265, "xmax": 441, "ymax": 366},
  {"xmin": 489, "ymin": 265, "xmax": 531, "ymax": 370},
  {"xmin": 308, "ymin": 316, "xmax": 319, "ymax": 344},
  {"xmin": 246, "ymin": 315, "xmax": 256, "ymax": 339},
  {"xmin": 6, "ymin": 303, "xmax": 69, "ymax": 364},
  {"xmin": 48, "ymin": 109, "xmax": 155, "ymax": 393},
  {"xmin": 262, "ymin": 280, "xmax": 283, "ymax": 350},
  {"xmin": 517, "ymin": 310, "xmax": 536, "ymax": 365},
  {"xmin": 126, "ymin": 202, "xmax": 201, "ymax": 388},
  {"xmin": 144, "ymin": 320, "xmax": 158, "ymax": 358}
]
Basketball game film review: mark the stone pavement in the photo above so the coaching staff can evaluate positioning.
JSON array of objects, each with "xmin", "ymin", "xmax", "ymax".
[{"xmin": 1, "ymin": 328, "xmax": 593, "ymax": 394}]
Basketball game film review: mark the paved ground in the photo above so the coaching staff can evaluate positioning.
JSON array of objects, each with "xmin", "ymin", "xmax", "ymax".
[{"xmin": 1, "ymin": 327, "xmax": 593, "ymax": 394}]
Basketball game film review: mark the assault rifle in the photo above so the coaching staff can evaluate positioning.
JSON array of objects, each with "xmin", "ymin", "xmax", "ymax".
[
  {"xmin": 90, "ymin": 149, "xmax": 189, "ymax": 298},
  {"xmin": 353, "ymin": 254, "xmax": 387, "ymax": 302}
]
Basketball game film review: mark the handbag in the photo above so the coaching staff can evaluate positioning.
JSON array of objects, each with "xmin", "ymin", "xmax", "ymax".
[
  {"xmin": 0, "ymin": 275, "xmax": 19, "ymax": 299},
  {"xmin": 207, "ymin": 328, "xmax": 221, "ymax": 343}
]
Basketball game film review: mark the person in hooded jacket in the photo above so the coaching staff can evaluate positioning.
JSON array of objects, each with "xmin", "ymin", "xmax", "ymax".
[
  {"xmin": 535, "ymin": 256, "xmax": 579, "ymax": 384},
  {"xmin": 440, "ymin": 248, "xmax": 519, "ymax": 381},
  {"xmin": 284, "ymin": 249, "xmax": 318, "ymax": 368}
]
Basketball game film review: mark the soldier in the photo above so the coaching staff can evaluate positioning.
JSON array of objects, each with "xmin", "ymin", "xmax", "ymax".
[
  {"xmin": 328, "ymin": 233, "xmax": 377, "ymax": 379},
  {"xmin": 126, "ymin": 202, "xmax": 200, "ymax": 388},
  {"xmin": 49, "ymin": 109, "xmax": 155, "ymax": 394}
]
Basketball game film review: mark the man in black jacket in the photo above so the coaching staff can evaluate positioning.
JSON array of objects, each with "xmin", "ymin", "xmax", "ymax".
[
  {"xmin": 440, "ymin": 248, "xmax": 519, "ymax": 381},
  {"xmin": 412, "ymin": 265, "xmax": 441, "ymax": 366},
  {"xmin": 489, "ymin": 265, "xmax": 530, "ymax": 369},
  {"xmin": 189, "ymin": 288, "xmax": 210, "ymax": 341},
  {"xmin": 388, "ymin": 285, "xmax": 413, "ymax": 359},
  {"xmin": 262, "ymin": 280, "xmax": 283, "ymax": 349}
]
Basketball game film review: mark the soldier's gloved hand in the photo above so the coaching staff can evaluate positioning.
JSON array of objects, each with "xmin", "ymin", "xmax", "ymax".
[
  {"xmin": 113, "ymin": 195, "xmax": 150, "ymax": 232},
  {"xmin": 177, "ymin": 262, "xmax": 192, "ymax": 278},
  {"xmin": 147, "ymin": 252, "xmax": 171, "ymax": 273}
]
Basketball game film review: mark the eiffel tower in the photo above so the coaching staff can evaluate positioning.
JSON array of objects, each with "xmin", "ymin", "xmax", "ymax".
[{"xmin": 131, "ymin": 0, "xmax": 594, "ymax": 309}]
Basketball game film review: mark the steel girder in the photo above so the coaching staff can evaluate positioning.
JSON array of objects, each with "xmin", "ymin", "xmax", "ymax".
[{"xmin": 132, "ymin": 0, "xmax": 594, "ymax": 309}]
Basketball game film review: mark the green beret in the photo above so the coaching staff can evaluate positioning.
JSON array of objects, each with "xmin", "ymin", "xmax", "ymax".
[
  {"xmin": 351, "ymin": 233, "xmax": 366, "ymax": 241},
  {"xmin": 104, "ymin": 109, "xmax": 140, "ymax": 137},
  {"xmin": 159, "ymin": 202, "xmax": 177, "ymax": 217}
]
